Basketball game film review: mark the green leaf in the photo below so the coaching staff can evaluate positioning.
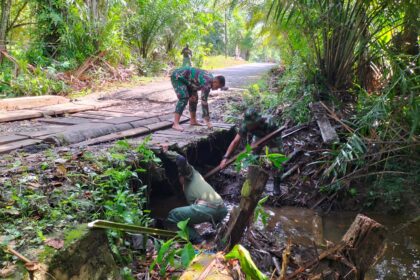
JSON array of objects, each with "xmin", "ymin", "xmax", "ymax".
[
  {"xmin": 177, "ymin": 218, "xmax": 190, "ymax": 241},
  {"xmin": 225, "ymin": 244, "xmax": 268, "ymax": 280},
  {"xmin": 267, "ymin": 153, "xmax": 288, "ymax": 169},
  {"xmin": 181, "ymin": 242, "xmax": 196, "ymax": 267}
]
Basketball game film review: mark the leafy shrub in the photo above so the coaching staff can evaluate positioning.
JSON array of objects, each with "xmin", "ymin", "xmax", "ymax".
[{"xmin": 240, "ymin": 55, "xmax": 315, "ymax": 124}]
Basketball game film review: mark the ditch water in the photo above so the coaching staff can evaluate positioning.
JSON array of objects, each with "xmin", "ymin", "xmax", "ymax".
[
  {"xmin": 151, "ymin": 195, "xmax": 419, "ymax": 279},
  {"xmin": 264, "ymin": 206, "xmax": 420, "ymax": 280}
]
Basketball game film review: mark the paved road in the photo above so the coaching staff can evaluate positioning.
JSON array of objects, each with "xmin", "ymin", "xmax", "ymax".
[{"xmin": 104, "ymin": 63, "xmax": 276, "ymax": 103}]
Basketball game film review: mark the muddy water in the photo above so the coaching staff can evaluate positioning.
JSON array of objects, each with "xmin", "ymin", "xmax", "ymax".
[{"xmin": 265, "ymin": 207, "xmax": 420, "ymax": 280}]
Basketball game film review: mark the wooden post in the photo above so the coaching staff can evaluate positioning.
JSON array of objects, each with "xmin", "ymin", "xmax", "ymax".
[
  {"xmin": 339, "ymin": 214, "xmax": 387, "ymax": 279},
  {"xmin": 222, "ymin": 165, "xmax": 269, "ymax": 250}
]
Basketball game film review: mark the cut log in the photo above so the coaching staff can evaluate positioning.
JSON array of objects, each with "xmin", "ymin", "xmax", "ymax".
[
  {"xmin": 286, "ymin": 214, "xmax": 387, "ymax": 280},
  {"xmin": 310, "ymin": 102, "xmax": 339, "ymax": 144},
  {"xmin": 338, "ymin": 214, "xmax": 387, "ymax": 279},
  {"xmin": 221, "ymin": 165, "xmax": 269, "ymax": 250}
]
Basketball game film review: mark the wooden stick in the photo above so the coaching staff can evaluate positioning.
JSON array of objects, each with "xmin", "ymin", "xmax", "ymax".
[
  {"xmin": 197, "ymin": 258, "xmax": 218, "ymax": 280},
  {"xmin": 6, "ymin": 246, "xmax": 33, "ymax": 264},
  {"xmin": 204, "ymin": 125, "xmax": 287, "ymax": 179},
  {"xmin": 279, "ymin": 239, "xmax": 292, "ymax": 280},
  {"xmin": 285, "ymin": 242, "xmax": 346, "ymax": 280},
  {"xmin": 0, "ymin": 50, "xmax": 36, "ymax": 72}
]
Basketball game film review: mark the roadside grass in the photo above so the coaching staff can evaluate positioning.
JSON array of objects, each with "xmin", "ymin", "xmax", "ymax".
[{"xmin": 202, "ymin": 55, "xmax": 249, "ymax": 70}]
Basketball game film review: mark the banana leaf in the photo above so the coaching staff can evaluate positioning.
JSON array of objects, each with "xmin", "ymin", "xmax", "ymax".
[{"xmin": 225, "ymin": 244, "xmax": 268, "ymax": 280}]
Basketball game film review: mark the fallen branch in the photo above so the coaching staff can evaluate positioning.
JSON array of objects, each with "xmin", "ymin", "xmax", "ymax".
[
  {"xmin": 6, "ymin": 246, "xmax": 33, "ymax": 264},
  {"xmin": 0, "ymin": 50, "xmax": 36, "ymax": 73},
  {"xmin": 72, "ymin": 51, "xmax": 106, "ymax": 79},
  {"xmin": 204, "ymin": 125, "xmax": 287, "ymax": 179},
  {"xmin": 281, "ymin": 164, "xmax": 299, "ymax": 180},
  {"xmin": 279, "ymin": 239, "xmax": 292, "ymax": 280},
  {"xmin": 197, "ymin": 258, "xmax": 218, "ymax": 280},
  {"xmin": 285, "ymin": 242, "xmax": 346, "ymax": 279},
  {"xmin": 392, "ymin": 215, "xmax": 420, "ymax": 234}
]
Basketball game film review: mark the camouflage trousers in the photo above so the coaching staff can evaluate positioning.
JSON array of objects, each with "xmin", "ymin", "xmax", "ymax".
[
  {"xmin": 182, "ymin": 57, "xmax": 192, "ymax": 67},
  {"xmin": 170, "ymin": 73, "xmax": 210, "ymax": 118},
  {"xmin": 167, "ymin": 203, "xmax": 227, "ymax": 243}
]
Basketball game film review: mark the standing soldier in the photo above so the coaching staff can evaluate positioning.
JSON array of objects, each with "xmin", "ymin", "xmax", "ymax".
[
  {"xmin": 171, "ymin": 66, "xmax": 225, "ymax": 131},
  {"xmin": 219, "ymin": 108, "xmax": 283, "ymax": 194},
  {"xmin": 181, "ymin": 44, "xmax": 192, "ymax": 67}
]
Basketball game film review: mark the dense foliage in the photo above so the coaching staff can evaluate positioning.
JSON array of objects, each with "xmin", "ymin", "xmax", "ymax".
[
  {"xmin": 0, "ymin": 0, "xmax": 276, "ymax": 97},
  {"xmin": 234, "ymin": 0, "xmax": 419, "ymax": 210}
]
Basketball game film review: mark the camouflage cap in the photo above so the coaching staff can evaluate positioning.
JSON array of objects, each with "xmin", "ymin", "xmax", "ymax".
[
  {"xmin": 176, "ymin": 155, "xmax": 193, "ymax": 178},
  {"xmin": 243, "ymin": 108, "xmax": 262, "ymax": 125}
]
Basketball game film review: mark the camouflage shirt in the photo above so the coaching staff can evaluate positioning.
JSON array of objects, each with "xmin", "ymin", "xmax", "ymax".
[
  {"xmin": 172, "ymin": 67, "xmax": 213, "ymax": 95},
  {"xmin": 238, "ymin": 117, "xmax": 282, "ymax": 148}
]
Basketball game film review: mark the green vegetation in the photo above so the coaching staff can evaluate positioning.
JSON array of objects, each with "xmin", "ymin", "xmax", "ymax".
[
  {"xmin": 149, "ymin": 219, "xmax": 197, "ymax": 277},
  {"xmin": 0, "ymin": 0, "xmax": 275, "ymax": 97},
  {"xmin": 226, "ymin": 0, "xmax": 419, "ymax": 211},
  {"xmin": 0, "ymin": 138, "xmax": 157, "ymax": 268}
]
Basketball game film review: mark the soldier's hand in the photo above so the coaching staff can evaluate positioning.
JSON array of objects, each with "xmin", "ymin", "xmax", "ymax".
[
  {"xmin": 162, "ymin": 144, "xmax": 169, "ymax": 152},
  {"xmin": 219, "ymin": 159, "xmax": 228, "ymax": 169}
]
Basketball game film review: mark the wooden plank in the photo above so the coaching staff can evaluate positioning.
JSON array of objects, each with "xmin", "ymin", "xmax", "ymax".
[
  {"xmin": 310, "ymin": 102, "xmax": 339, "ymax": 144},
  {"xmin": 0, "ymin": 139, "xmax": 43, "ymax": 154},
  {"xmin": 71, "ymin": 112, "xmax": 108, "ymax": 119},
  {"xmin": 80, "ymin": 110, "xmax": 136, "ymax": 118},
  {"xmin": 145, "ymin": 121, "xmax": 173, "ymax": 132},
  {"xmin": 16, "ymin": 127, "xmax": 67, "ymax": 138},
  {"xmin": 130, "ymin": 117, "xmax": 160, "ymax": 128},
  {"xmin": 0, "ymin": 135, "xmax": 28, "ymax": 145},
  {"xmin": 38, "ymin": 103, "xmax": 95, "ymax": 115},
  {"xmin": 74, "ymin": 100, "xmax": 123, "ymax": 109},
  {"xmin": 211, "ymin": 122, "xmax": 235, "ymax": 129},
  {"xmin": 99, "ymin": 116, "xmax": 141, "ymax": 125},
  {"xmin": 0, "ymin": 96, "xmax": 69, "ymax": 111},
  {"xmin": 0, "ymin": 110, "xmax": 43, "ymax": 123},
  {"xmin": 37, "ymin": 117, "xmax": 91, "ymax": 125},
  {"xmin": 73, "ymin": 127, "xmax": 151, "ymax": 147},
  {"xmin": 158, "ymin": 113, "xmax": 174, "ymax": 121}
]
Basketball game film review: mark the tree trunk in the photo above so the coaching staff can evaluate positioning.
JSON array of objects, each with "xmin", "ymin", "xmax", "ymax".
[
  {"xmin": 0, "ymin": 0, "xmax": 11, "ymax": 63},
  {"xmin": 221, "ymin": 165, "xmax": 269, "ymax": 251},
  {"xmin": 338, "ymin": 214, "xmax": 387, "ymax": 279},
  {"xmin": 286, "ymin": 214, "xmax": 387, "ymax": 280}
]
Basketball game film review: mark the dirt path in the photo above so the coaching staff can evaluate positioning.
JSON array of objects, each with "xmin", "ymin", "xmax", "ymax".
[{"xmin": 0, "ymin": 63, "xmax": 275, "ymax": 153}]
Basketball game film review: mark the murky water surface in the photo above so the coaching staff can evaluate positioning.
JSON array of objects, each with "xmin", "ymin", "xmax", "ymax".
[
  {"xmin": 265, "ymin": 207, "xmax": 420, "ymax": 280},
  {"xmin": 150, "ymin": 194, "xmax": 419, "ymax": 279}
]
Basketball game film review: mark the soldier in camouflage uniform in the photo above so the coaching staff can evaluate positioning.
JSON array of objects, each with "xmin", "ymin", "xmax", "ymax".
[
  {"xmin": 219, "ymin": 108, "xmax": 283, "ymax": 194},
  {"xmin": 181, "ymin": 44, "xmax": 192, "ymax": 67},
  {"xmin": 171, "ymin": 66, "xmax": 226, "ymax": 131},
  {"xmin": 165, "ymin": 151, "xmax": 228, "ymax": 244}
]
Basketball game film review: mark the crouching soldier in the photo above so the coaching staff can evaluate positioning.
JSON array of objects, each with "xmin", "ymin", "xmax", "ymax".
[
  {"xmin": 166, "ymin": 152, "xmax": 228, "ymax": 244},
  {"xmin": 219, "ymin": 108, "xmax": 284, "ymax": 194}
]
